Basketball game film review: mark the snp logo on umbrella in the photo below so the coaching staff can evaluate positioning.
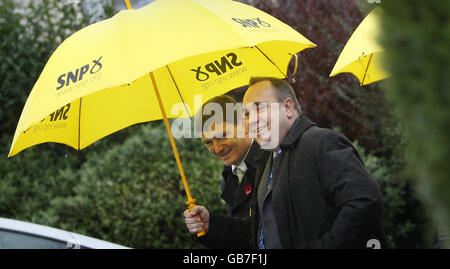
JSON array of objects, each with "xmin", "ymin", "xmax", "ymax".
[
  {"xmin": 232, "ymin": 17, "xmax": 271, "ymax": 28},
  {"xmin": 190, "ymin": 52, "xmax": 243, "ymax": 82},
  {"xmin": 56, "ymin": 56, "xmax": 103, "ymax": 90}
]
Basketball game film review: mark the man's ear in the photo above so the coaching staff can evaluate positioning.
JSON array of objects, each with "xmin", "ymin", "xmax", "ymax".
[{"xmin": 283, "ymin": 98, "xmax": 296, "ymax": 119}]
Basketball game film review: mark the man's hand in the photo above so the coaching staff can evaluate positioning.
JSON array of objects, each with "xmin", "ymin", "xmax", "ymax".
[{"xmin": 183, "ymin": 206, "xmax": 210, "ymax": 235}]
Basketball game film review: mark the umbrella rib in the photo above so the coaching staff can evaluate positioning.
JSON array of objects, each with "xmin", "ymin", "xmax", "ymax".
[
  {"xmin": 78, "ymin": 97, "xmax": 82, "ymax": 150},
  {"xmin": 255, "ymin": 45, "xmax": 287, "ymax": 78},
  {"xmin": 185, "ymin": 0, "xmax": 250, "ymax": 46},
  {"xmin": 361, "ymin": 53, "xmax": 373, "ymax": 86},
  {"xmin": 166, "ymin": 65, "xmax": 191, "ymax": 119}
]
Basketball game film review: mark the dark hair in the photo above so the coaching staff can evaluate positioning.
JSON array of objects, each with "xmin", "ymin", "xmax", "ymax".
[
  {"xmin": 194, "ymin": 94, "xmax": 242, "ymax": 134},
  {"xmin": 249, "ymin": 77, "xmax": 302, "ymax": 114}
]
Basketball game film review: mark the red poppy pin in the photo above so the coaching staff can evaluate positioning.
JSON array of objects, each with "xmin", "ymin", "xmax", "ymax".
[{"xmin": 243, "ymin": 184, "xmax": 252, "ymax": 195}]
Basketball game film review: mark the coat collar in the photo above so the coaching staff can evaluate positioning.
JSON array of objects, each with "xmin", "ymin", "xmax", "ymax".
[
  {"xmin": 221, "ymin": 141, "xmax": 266, "ymax": 214},
  {"xmin": 280, "ymin": 115, "xmax": 317, "ymax": 149},
  {"xmin": 221, "ymin": 140, "xmax": 266, "ymax": 181},
  {"xmin": 244, "ymin": 140, "xmax": 267, "ymax": 169}
]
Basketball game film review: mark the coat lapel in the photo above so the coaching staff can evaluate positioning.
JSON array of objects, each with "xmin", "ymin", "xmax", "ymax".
[
  {"xmin": 221, "ymin": 142, "xmax": 269, "ymax": 213},
  {"xmin": 258, "ymin": 154, "xmax": 273, "ymax": 207}
]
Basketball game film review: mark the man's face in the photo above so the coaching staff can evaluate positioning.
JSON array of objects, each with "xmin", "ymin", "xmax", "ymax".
[
  {"xmin": 243, "ymin": 81, "xmax": 289, "ymax": 150},
  {"xmin": 201, "ymin": 121, "xmax": 251, "ymax": 166}
]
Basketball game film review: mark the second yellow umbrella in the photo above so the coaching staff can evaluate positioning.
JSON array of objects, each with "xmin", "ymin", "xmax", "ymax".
[{"xmin": 330, "ymin": 7, "xmax": 388, "ymax": 85}]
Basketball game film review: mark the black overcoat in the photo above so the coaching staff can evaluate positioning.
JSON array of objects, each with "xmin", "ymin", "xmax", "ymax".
[
  {"xmin": 220, "ymin": 141, "xmax": 270, "ymax": 218},
  {"xmin": 206, "ymin": 115, "xmax": 385, "ymax": 248}
]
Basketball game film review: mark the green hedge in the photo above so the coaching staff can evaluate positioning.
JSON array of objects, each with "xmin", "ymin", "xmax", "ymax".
[
  {"xmin": 35, "ymin": 123, "xmax": 226, "ymax": 248},
  {"xmin": 353, "ymin": 141, "xmax": 432, "ymax": 248},
  {"xmin": 0, "ymin": 0, "xmax": 88, "ymax": 136},
  {"xmin": 0, "ymin": 135, "xmax": 79, "ymax": 222},
  {"xmin": 380, "ymin": 1, "xmax": 450, "ymax": 247}
]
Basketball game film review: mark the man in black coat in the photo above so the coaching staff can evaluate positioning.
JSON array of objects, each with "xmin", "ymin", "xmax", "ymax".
[
  {"xmin": 219, "ymin": 141, "xmax": 268, "ymax": 218},
  {"xmin": 185, "ymin": 78, "xmax": 385, "ymax": 249},
  {"xmin": 195, "ymin": 95, "xmax": 269, "ymax": 219},
  {"xmin": 190, "ymin": 95, "xmax": 269, "ymax": 248}
]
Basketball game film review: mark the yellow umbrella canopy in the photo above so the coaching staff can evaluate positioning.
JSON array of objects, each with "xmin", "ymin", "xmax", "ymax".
[
  {"xmin": 8, "ymin": 0, "xmax": 316, "ymax": 236},
  {"xmin": 9, "ymin": 0, "xmax": 315, "ymax": 157},
  {"xmin": 330, "ymin": 7, "xmax": 388, "ymax": 85}
]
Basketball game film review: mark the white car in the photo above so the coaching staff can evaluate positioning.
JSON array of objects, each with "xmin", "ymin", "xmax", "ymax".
[{"xmin": 0, "ymin": 217, "xmax": 130, "ymax": 249}]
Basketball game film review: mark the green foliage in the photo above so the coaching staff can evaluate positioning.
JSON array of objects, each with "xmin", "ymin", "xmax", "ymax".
[
  {"xmin": 353, "ymin": 141, "xmax": 432, "ymax": 248},
  {"xmin": 0, "ymin": 0, "xmax": 88, "ymax": 137},
  {"xmin": 36, "ymin": 123, "xmax": 226, "ymax": 248},
  {"xmin": 0, "ymin": 0, "xmax": 90, "ymax": 224},
  {"xmin": 0, "ymin": 134, "xmax": 80, "ymax": 222},
  {"xmin": 380, "ymin": 1, "xmax": 450, "ymax": 246}
]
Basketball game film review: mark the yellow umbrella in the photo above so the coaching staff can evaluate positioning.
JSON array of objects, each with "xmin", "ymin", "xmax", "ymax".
[
  {"xmin": 330, "ymin": 7, "xmax": 388, "ymax": 85},
  {"xmin": 8, "ymin": 0, "xmax": 316, "ymax": 235}
]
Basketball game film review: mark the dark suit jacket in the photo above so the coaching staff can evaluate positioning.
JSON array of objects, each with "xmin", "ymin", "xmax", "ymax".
[
  {"xmin": 199, "ymin": 141, "xmax": 269, "ymax": 248},
  {"xmin": 220, "ymin": 141, "xmax": 269, "ymax": 218}
]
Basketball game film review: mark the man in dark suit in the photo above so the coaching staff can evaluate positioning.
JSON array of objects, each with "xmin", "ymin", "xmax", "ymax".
[
  {"xmin": 190, "ymin": 95, "xmax": 269, "ymax": 249},
  {"xmin": 185, "ymin": 78, "xmax": 385, "ymax": 249},
  {"xmin": 195, "ymin": 94, "xmax": 269, "ymax": 218}
]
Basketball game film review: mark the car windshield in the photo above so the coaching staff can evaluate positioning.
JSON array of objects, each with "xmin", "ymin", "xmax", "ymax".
[{"xmin": 0, "ymin": 229, "xmax": 67, "ymax": 249}]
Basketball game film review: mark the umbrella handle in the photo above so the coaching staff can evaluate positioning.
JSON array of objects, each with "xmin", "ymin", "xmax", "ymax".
[{"xmin": 187, "ymin": 199, "xmax": 207, "ymax": 237}]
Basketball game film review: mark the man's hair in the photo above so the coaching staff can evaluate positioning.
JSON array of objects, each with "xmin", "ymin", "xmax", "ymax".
[
  {"xmin": 249, "ymin": 77, "xmax": 302, "ymax": 115},
  {"xmin": 194, "ymin": 94, "xmax": 243, "ymax": 135}
]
